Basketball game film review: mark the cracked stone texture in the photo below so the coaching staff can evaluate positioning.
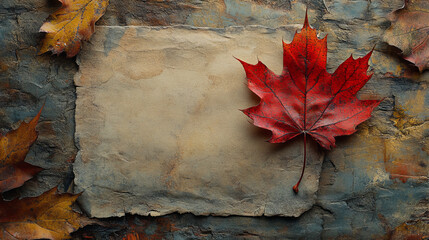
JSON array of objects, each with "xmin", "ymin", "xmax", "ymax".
[
  {"xmin": 1, "ymin": 0, "xmax": 428, "ymax": 239},
  {"xmin": 74, "ymin": 26, "xmax": 325, "ymax": 218},
  {"xmin": 0, "ymin": 0, "xmax": 77, "ymax": 199}
]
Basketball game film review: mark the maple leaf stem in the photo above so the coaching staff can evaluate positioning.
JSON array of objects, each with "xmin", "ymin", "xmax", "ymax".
[
  {"xmin": 293, "ymin": 133, "xmax": 307, "ymax": 193},
  {"xmin": 240, "ymin": 11, "xmax": 380, "ymax": 195}
]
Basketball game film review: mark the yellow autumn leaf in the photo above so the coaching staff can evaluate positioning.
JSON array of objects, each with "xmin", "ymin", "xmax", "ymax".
[
  {"xmin": 0, "ymin": 188, "xmax": 85, "ymax": 240},
  {"xmin": 0, "ymin": 106, "xmax": 44, "ymax": 193},
  {"xmin": 0, "ymin": 106, "xmax": 42, "ymax": 168},
  {"xmin": 39, "ymin": 0, "xmax": 109, "ymax": 57}
]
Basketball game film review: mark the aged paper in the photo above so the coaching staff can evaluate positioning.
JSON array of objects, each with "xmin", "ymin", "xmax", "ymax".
[{"xmin": 74, "ymin": 26, "xmax": 324, "ymax": 218}]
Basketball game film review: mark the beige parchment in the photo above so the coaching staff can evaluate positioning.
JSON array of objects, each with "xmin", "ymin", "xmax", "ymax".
[{"xmin": 74, "ymin": 26, "xmax": 324, "ymax": 218}]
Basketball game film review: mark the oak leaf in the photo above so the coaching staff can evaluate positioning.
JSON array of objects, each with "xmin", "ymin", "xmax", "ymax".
[
  {"xmin": 0, "ymin": 187, "xmax": 83, "ymax": 240},
  {"xmin": 383, "ymin": 0, "xmax": 429, "ymax": 72},
  {"xmin": 0, "ymin": 106, "xmax": 43, "ymax": 193},
  {"xmin": 238, "ymin": 12, "xmax": 380, "ymax": 192},
  {"xmin": 39, "ymin": 0, "xmax": 109, "ymax": 57}
]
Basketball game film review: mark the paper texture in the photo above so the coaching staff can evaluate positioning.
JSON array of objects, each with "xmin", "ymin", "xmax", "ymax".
[{"xmin": 74, "ymin": 26, "xmax": 324, "ymax": 218}]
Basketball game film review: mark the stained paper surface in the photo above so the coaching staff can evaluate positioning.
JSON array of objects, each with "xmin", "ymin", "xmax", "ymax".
[{"xmin": 74, "ymin": 26, "xmax": 324, "ymax": 218}]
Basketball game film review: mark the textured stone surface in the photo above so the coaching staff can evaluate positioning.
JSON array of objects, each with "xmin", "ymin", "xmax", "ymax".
[
  {"xmin": 72, "ymin": 210, "xmax": 326, "ymax": 239},
  {"xmin": 0, "ymin": 0, "xmax": 77, "ymax": 199},
  {"xmin": 98, "ymin": 0, "xmax": 322, "ymax": 27},
  {"xmin": 74, "ymin": 26, "xmax": 324, "ymax": 218},
  {"xmin": 1, "ymin": 0, "xmax": 428, "ymax": 238}
]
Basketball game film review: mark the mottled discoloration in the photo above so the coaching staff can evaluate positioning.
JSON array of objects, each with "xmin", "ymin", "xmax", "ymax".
[
  {"xmin": 0, "ymin": 0, "xmax": 77, "ymax": 199},
  {"xmin": 121, "ymin": 216, "xmax": 179, "ymax": 240},
  {"xmin": 99, "ymin": 0, "xmax": 200, "ymax": 26},
  {"xmin": 383, "ymin": 138, "xmax": 428, "ymax": 183},
  {"xmin": 391, "ymin": 105, "xmax": 424, "ymax": 134},
  {"xmin": 99, "ymin": 0, "xmax": 329, "ymax": 28},
  {"xmin": 1, "ymin": 0, "xmax": 428, "ymax": 238},
  {"xmin": 73, "ymin": 208, "xmax": 325, "ymax": 239},
  {"xmin": 74, "ymin": 26, "xmax": 325, "ymax": 218},
  {"xmin": 388, "ymin": 217, "xmax": 429, "ymax": 240}
]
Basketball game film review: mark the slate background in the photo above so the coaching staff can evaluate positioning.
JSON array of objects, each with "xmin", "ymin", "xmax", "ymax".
[{"xmin": 0, "ymin": 0, "xmax": 428, "ymax": 239}]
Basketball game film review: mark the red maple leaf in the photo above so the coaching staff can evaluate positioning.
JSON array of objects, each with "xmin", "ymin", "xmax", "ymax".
[{"xmin": 238, "ymin": 12, "xmax": 381, "ymax": 193}]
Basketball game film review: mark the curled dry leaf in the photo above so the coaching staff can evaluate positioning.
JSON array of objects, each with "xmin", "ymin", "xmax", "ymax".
[
  {"xmin": 383, "ymin": 0, "xmax": 429, "ymax": 72},
  {"xmin": 239, "ymin": 12, "xmax": 380, "ymax": 193},
  {"xmin": 0, "ymin": 106, "xmax": 44, "ymax": 193},
  {"xmin": 39, "ymin": 0, "xmax": 109, "ymax": 57},
  {"xmin": 0, "ymin": 188, "xmax": 84, "ymax": 240}
]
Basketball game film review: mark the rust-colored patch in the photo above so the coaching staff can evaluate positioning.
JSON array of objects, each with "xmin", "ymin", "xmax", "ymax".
[
  {"xmin": 67, "ymin": 153, "xmax": 77, "ymax": 163},
  {"xmin": 383, "ymin": 140, "xmax": 428, "ymax": 183},
  {"xmin": 384, "ymin": 66, "xmax": 421, "ymax": 80},
  {"xmin": 0, "ymin": 81, "xmax": 10, "ymax": 89},
  {"xmin": 0, "ymin": 61, "xmax": 8, "ymax": 73},
  {"xmin": 122, "ymin": 217, "xmax": 179, "ymax": 240},
  {"xmin": 384, "ymin": 158, "xmax": 426, "ymax": 183},
  {"xmin": 389, "ymin": 219, "xmax": 429, "ymax": 240}
]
